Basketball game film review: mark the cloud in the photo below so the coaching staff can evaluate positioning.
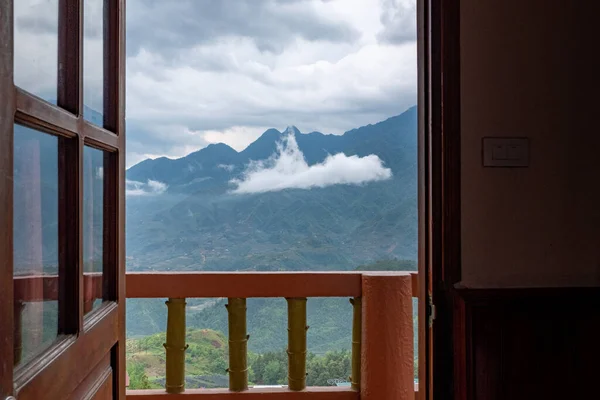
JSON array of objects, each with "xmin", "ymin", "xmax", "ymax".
[
  {"xmin": 83, "ymin": 0, "xmax": 105, "ymax": 114},
  {"xmin": 377, "ymin": 0, "xmax": 417, "ymax": 44},
  {"xmin": 126, "ymin": 179, "xmax": 169, "ymax": 196},
  {"xmin": 126, "ymin": 0, "xmax": 360, "ymax": 58},
  {"xmin": 14, "ymin": 0, "xmax": 104, "ymax": 110},
  {"xmin": 125, "ymin": 39, "xmax": 417, "ymax": 165},
  {"xmin": 14, "ymin": 0, "xmax": 59, "ymax": 101},
  {"xmin": 217, "ymin": 164, "xmax": 235, "ymax": 172},
  {"xmin": 230, "ymin": 131, "xmax": 392, "ymax": 194}
]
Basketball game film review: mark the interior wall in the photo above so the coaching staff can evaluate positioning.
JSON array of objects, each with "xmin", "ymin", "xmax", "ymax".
[{"xmin": 460, "ymin": 0, "xmax": 599, "ymax": 287}]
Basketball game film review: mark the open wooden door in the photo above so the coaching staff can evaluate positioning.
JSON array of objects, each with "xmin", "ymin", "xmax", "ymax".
[
  {"xmin": 0, "ymin": 0, "xmax": 126, "ymax": 399},
  {"xmin": 416, "ymin": 0, "xmax": 431, "ymax": 397},
  {"xmin": 418, "ymin": 0, "xmax": 462, "ymax": 399}
]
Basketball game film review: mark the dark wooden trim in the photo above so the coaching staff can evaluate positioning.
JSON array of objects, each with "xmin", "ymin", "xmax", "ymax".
[
  {"xmin": 452, "ymin": 291, "xmax": 471, "ymax": 400},
  {"xmin": 103, "ymin": 151, "xmax": 118, "ymax": 303},
  {"xmin": 417, "ymin": 0, "xmax": 430, "ymax": 397},
  {"xmin": 83, "ymin": 120, "xmax": 119, "ymax": 151},
  {"xmin": 453, "ymin": 287, "xmax": 600, "ymax": 400},
  {"xmin": 455, "ymin": 286, "xmax": 600, "ymax": 304},
  {"xmin": 58, "ymin": 136, "xmax": 81, "ymax": 335},
  {"xmin": 110, "ymin": 0, "xmax": 128, "ymax": 397},
  {"xmin": 440, "ymin": 0, "xmax": 462, "ymax": 286},
  {"xmin": 16, "ymin": 89, "xmax": 79, "ymax": 138},
  {"xmin": 104, "ymin": 0, "xmax": 118, "ymax": 134},
  {"xmin": 77, "ymin": 0, "xmax": 84, "ymax": 115},
  {"xmin": 15, "ymin": 303, "xmax": 118, "ymax": 400},
  {"xmin": 58, "ymin": 0, "xmax": 81, "ymax": 116},
  {"xmin": 0, "ymin": 0, "xmax": 15, "ymax": 394},
  {"xmin": 13, "ymin": 335, "xmax": 75, "ymax": 384},
  {"xmin": 428, "ymin": 0, "xmax": 449, "ymax": 397},
  {"xmin": 78, "ymin": 135, "xmax": 85, "ymax": 331},
  {"xmin": 83, "ymin": 300, "xmax": 118, "ymax": 332},
  {"xmin": 427, "ymin": 0, "xmax": 462, "ymax": 399},
  {"xmin": 15, "ymin": 91, "xmax": 119, "ymax": 151}
]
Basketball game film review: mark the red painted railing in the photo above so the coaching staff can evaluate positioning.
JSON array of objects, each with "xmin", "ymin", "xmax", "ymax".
[{"xmin": 13, "ymin": 272, "xmax": 419, "ymax": 400}]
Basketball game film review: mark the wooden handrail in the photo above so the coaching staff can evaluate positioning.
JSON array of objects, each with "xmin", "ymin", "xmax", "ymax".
[
  {"xmin": 126, "ymin": 272, "xmax": 364, "ymax": 299},
  {"xmin": 13, "ymin": 271, "xmax": 419, "ymax": 301}
]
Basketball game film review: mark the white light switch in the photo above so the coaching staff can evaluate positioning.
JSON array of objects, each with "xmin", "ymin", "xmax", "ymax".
[{"xmin": 483, "ymin": 137, "xmax": 529, "ymax": 167}]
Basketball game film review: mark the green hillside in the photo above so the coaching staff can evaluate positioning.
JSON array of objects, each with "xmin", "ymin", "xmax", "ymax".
[
  {"xmin": 127, "ymin": 328, "xmax": 229, "ymax": 389},
  {"xmin": 126, "ymin": 328, "xmax": 355, "ymax": 389}
]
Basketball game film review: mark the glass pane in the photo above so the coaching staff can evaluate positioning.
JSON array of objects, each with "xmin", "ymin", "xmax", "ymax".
[
  {"xmin": 83, "ymin": 0, "xmax": 104, "ymax": 125},
  {"xmin": 14, "ymin": 0, "xmax": 58, "ymax": 103},
  {"xmin": 13, "ymin": 124, "xmax": 59, "ymax": 367},
  {"xmin": 83, "ymin": 146, "xmax": 104, "ymax": 314}
]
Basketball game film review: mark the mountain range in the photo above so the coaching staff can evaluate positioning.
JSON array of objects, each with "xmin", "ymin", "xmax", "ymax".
[{"xmin": 125, "ymin": 105, "xmax": 418, "ymax": 272}]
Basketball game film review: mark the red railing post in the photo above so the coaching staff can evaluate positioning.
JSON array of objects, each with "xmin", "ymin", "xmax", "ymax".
[{"xmin": 361, "ymin": 273, "xmax": 414, "ymax": 400}]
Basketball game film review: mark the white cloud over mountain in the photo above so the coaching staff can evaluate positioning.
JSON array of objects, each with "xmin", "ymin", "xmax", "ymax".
[
  {"xmin": 230, "ymin": 132, "xmax": 392, "ymax": 194},
  {"xmin": 126, "ymin": 179, "xmax": 168, "ymax": 196}
]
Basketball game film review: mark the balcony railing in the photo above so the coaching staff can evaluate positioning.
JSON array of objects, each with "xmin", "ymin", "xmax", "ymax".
[
  {"xmin": 125, "ymin": 272, "xmax": 418, "ymax": 400},
  {"xmin": 14, "ymin": 271, "xmax": 419, "ymax": 400}
]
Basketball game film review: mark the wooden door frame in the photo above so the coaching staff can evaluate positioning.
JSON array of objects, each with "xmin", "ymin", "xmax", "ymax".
[
  {"xmin": 418, "ymin": 0, "xmax": 462, "ymax": 398},
  {"xmin": 0, "ymin": 0, "xmax": 16, "ymax": 393},
  {"xmin": 0, "ymin": 0, "xmax": 127, "ymax": 398}
]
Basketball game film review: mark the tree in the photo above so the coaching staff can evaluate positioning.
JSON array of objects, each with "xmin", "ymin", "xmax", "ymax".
[
  {"xmin": 248, "ymin": 349, "xmax": 351, "ymax": 387},
  {"xmin": 128, "ymin": 362, "xmax": 152, "ymax": 389},
  {"xmin": 263, "ymin": 359, "xmax": 286, "ymax": 385}
]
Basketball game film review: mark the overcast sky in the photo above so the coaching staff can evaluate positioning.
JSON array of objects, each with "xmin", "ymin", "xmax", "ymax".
[{"xmin": 14, "ymin": 0, "xmax": 417, "ymax": 168}]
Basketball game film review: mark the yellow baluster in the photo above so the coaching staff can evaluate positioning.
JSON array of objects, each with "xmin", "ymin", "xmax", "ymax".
[
  {"xmin": 164, "ymin": 298, "xmax": 188, "ymax": 394},
  {"xmin": 350, "ymin": 297, "xmax": 362, "ymax": 390},
  {"xmin": 227, "ymin": 298, "xmax": 248, "ymax": 392},
  {"xmin": 287, "ymin": 297, "xmax": 308, "ymax": 391}
]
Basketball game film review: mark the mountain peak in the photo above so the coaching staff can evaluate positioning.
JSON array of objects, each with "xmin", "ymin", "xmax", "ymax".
[
  {"xmin": 204, "ymin": 142, "xmax": 237, "ymax": 153},
  {"xmin": 284, "ymin": 125, "xmax": 300, "ymax": 135}
]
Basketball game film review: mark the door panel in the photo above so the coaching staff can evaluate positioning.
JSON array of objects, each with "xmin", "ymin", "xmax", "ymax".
[
  {"xmin": 0, "ymin": 0, "xmax": 126, "ymax": 399},
  {"xmin": 15, "ymin": 305, "xmax": 118, "ymax": 399},
  {"xmin": 88, "ymin": 371, "xmax": 113, "ymax": 400},
  {"xmin": 67, "ymin": 353, "xmax": 113, "ymax": 400}
]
